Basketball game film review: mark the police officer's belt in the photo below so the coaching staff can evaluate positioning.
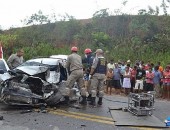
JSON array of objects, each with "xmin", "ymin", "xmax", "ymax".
[{"xmin": 71, "ymin": 68, "xmax": 83, "ymax": 72}]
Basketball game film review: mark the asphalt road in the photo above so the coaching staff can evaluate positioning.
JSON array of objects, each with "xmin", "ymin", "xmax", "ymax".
[{"xmin": 0, "ymin": 95, "xmax": 169, "ymax": 130}]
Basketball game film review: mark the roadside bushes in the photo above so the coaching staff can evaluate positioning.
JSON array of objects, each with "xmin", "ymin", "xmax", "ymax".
[{"xmin": 19, "ymin": 43, "xmax": 70, "ymax": 60}]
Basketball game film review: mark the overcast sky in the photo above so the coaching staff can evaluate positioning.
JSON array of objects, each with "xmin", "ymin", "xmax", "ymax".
[{"xmin": 0, "ymin": 0, "xmax": 167, "ymax": 30}]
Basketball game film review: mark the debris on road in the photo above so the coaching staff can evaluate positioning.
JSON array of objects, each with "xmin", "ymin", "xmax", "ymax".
[
  {"xmin": 20, "ymin": 110, "xmax": 32, "ymax": 114},
  {"xmin": 0, "ymin": 116, "xmax": 3, "ymax": 120}
]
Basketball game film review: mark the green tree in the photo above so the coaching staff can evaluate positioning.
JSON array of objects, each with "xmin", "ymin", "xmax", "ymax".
[
  {"xmin": 52, "ymin": 14, "xmax": 82, "ymax": 45},
  {"xmin": 22, "ymin": 10, "xmax": 50, "ymax": 25},
  {"xmin": 91, "ymin": 32, "xmax": 112, "ymax": 50},
  {"xmin": 0, "ymin": 34, "xmax": 18, "ymax": 57},
  {"xmin": 160, "ymin": 0, "xmax": 169, "ymax": 15},
  {"xmin": 92, "ymin": 8, "xmax": 110, "ymax": 18}
]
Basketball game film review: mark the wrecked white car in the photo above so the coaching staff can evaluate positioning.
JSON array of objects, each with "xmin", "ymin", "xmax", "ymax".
[
  {"xmin": 0, "ymin": 57, "xmax": 80, "ymax": 106},
  {"xmin": 19, "ymin": 57, "xmax": 68, "ymax": 83},
  {"xmin": 0, "ymin": 59, "xmax": 11, "ymax": 81}
]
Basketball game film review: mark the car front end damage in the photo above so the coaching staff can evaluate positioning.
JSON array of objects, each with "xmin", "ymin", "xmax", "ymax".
[{"xmin": 0, "ymin": 58, "xmax": 80, "ymax": 107}]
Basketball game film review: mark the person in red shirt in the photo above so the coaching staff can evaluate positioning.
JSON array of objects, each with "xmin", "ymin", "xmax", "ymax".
[
  {"xmin": 162, "ymin": 66, "xmax": 170, "ymax": 100},
  {"xmin": 144, "ymin": 67, "xmax": 154, "ymax": 92},
  {"xmin": 145, "ymin": 60, "xmax": 151, "ymax": 71},
  {"xmin": 130, "ymin": 65, "xmax": 137, "ymax": 93}
]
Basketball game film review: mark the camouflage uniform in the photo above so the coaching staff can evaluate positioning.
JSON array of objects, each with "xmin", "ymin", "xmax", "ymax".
[
  {"xmin": 89, "ymin": 51, "xmax": 107, "ymax": 105},
  {"xmin": 90, "ymin": 56, "xmax": 106, "ymax": 97},
  {"xmin": 65, "ymin": 52, "xmax": 86, "ymax": 97}
]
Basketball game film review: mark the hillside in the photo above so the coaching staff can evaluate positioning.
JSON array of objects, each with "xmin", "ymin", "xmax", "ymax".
[{"xmin": 0, "ymin": 15, "xmax": 170, "ymax": 65}]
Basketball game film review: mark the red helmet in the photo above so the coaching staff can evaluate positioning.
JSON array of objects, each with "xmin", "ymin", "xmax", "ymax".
[
  {"xmin": 84, "ymin": 48, "xmax": 92, "ymax": 54},
  {"xmin": 71, "ymin": 46, "xmax": 78, "ymax": 52}
]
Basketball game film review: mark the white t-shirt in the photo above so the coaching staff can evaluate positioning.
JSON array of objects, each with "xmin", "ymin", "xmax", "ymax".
[{"xmin": 107, "ymin": 63, "xmax": 115, "ymax": 70}]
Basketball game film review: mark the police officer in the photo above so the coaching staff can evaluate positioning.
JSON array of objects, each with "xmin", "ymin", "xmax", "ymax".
[
  {"xmin": 89, "ymin": 49, "xmax": 107, "ymax": 106},
  {"xmin": 64, "ymin": 46, "xmax": 87, "ymax": 105},
  {"xmin": 82, "ymin": 48, "xmax": 94, "ymax": 101}
]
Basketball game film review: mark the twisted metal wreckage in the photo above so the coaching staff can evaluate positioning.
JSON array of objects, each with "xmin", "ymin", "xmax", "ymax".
[{"xmin": 0, "ymin": 57, "xmax": 80, "ymax": 107}]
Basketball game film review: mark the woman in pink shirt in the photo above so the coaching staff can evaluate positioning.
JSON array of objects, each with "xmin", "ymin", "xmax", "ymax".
[
  {"xmin": 144, "ymin": 67, "xmax": 154, "ymax": 92},
  {"xmin": 162, "ymin": 66, "xmax": 170, "ymax": 100}
]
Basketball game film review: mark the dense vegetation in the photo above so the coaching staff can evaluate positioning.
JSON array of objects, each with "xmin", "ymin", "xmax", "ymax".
[{"xmin": 0, "ymin": 5, "xmax": 170, "ymax": 66}]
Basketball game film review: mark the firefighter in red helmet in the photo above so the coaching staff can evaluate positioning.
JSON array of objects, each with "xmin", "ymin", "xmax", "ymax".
[
  {"xmin": 71, "ymin": 46, "xmax": 78, "ymax": 52},
  {"xmin": 83, "ymin": 48, "xmax": 93, "ymax": 74},
  {"xmin": 64, "ymin": 46, "xmax": 87, "ymax": 105},
  {"xmin": 84, "ymin": 48, "xmax": 92, "ymax": 54},
  {"xmin": 82, "ymin": 48, "xmax": 94, "ymax": 102}
]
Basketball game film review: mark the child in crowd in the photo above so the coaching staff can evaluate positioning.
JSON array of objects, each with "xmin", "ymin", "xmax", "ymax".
[{"xmin": 106, "ymin": 68, "xmax": 114, "ymax": 95}]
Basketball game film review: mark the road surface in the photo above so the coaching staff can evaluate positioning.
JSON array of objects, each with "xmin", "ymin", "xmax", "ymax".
[{"xmin": 0, "ymin": 95, "xmax": 169, "ymax": 130}]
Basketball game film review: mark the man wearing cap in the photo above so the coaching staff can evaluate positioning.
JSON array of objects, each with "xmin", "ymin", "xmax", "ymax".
[
  {"xmin": 89, "ymin": 49, "xmax": 107, "ymax": 106},
  {"xmin": 64, "ymin": 46, "xmax": 87, "ymax": 105}
]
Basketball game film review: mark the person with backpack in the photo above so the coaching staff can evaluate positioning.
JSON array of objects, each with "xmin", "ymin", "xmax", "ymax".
[{"xmin": 82, "ymin": 48, "xmax": 94, "ymax": 101}]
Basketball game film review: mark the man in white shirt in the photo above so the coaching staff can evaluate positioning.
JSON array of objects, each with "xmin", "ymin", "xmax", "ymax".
[{"xmin": 107, "ymin": 59, "xmax": 115, "ymax": 71}]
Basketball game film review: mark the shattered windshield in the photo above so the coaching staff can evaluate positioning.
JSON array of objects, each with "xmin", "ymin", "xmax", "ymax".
[
  {"xmin": 20, "ymin": 61, "xmax": 59, "ymax": 71},
  {"xmin": 21, "ymin": 61, "xmax": 46, "ymax": 67}
]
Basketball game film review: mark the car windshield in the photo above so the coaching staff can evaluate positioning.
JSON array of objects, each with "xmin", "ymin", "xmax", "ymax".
[
  {"xmin": 21, "ymin": 61, "xmax": 45, "ymax": 67},
  {"xmin": 0, "ymin": 60, "xmax": 7, "ymax": 72}
]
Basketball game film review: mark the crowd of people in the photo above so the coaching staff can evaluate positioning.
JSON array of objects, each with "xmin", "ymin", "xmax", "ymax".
[
  {"xmin": 75, "ymin": 46, "xmax": 170, "ymax": 106},
  {"xmin": 105, "ymin": 59, "xmax": 170, "ymax": 101},
  {"xmin": 6, "ymin": 47, "xmax": 170, "ymax": 107},
  {"xmin": 80, "ymin": 47, "xmax": 170, "ymax": 104}
]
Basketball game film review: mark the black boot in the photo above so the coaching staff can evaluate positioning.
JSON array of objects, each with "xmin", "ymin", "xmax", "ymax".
[
  {"xmin": 98, "ymin": 97, "xmax": 103, "ymax": 105},
  {"xmin": 87, "ymin": 94, "xmax": 92, "ymax": 101},
  {"xmin": 89, "ymin": 97, "xmax": 96, "ymax": 106},
  {"xmin": 79, "ymin": 96, "xmax": 87, "ymax": 105},
  {"xmin": 63, "ymin": 96, "xmax": 70, "ymax": 106}
]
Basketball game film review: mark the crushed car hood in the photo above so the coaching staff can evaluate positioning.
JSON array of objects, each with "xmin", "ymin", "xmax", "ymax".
[{"xmin": 16, "ymin": 66, "xmax": 48, "ymax": 75}]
